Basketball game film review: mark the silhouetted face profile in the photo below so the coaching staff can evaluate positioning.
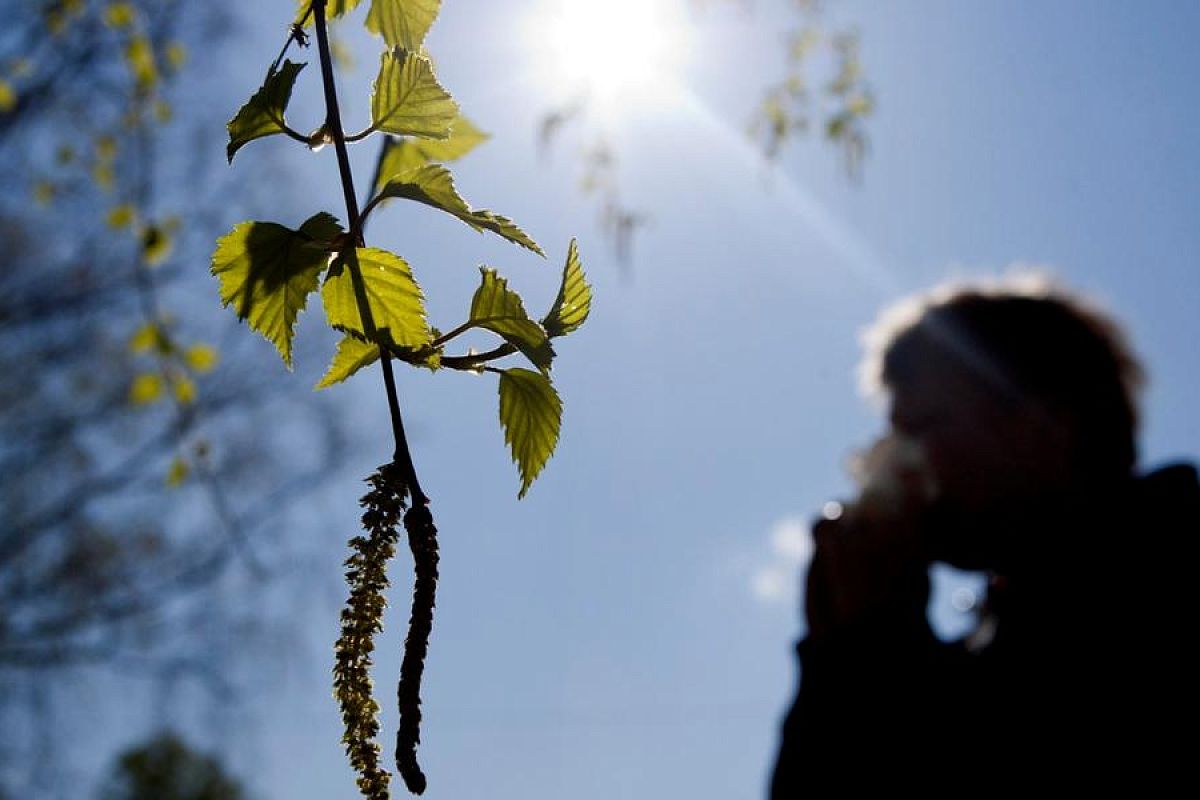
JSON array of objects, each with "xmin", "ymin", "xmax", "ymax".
[
  {"xmin": 887, "ymin": 353, "xmax": 1075, "ymax": 570},
  {"xmin": 870, "ymin": 285, "xmax": 1142, "ymax": 571}
]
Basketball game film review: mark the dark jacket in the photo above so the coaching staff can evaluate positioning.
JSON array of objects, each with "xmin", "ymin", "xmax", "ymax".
[{"xmin": 770, "ymin": 464, "xmax": 1200, "ymax": 796}]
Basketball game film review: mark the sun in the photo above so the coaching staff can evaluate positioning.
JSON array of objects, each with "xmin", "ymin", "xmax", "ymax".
[{"xmin": 526, "ymin": 0, "xmax": 691, "ymax": 103}]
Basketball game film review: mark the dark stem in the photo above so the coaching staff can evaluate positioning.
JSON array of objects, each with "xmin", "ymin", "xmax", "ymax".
[
  {"xmin": 431, "ymin": 320, "xmax": 475, "ymax": 348},
  {"xmin": 345, "ymin": 125, "xmax": 377, "ymax": 143},
  {"xmin": 440, "ymin": 343, "xmax": 517, "ymax": 370},
  {"xmin": 358, "ymin": 192, "xmax": 386, "ymax": 229},
  {"xmin": 363, "ymin": 135, "xmax": 395, "ymax": 210},
  {"xmin": 312, "ymin": 0, "xmax": 427, "ymax": 505},
  {"xmin": 356, "ymin": 135, "xmax": 394, "ymax": 229},
  {"xmin": 278, "ymin": 122, "xmax": 312, "ymax": 145}
]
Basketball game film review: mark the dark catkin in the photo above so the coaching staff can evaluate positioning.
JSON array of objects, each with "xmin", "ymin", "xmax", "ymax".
[
  {"xmin": 395, "ymin": 502, "xmax": 439, "ymax": 795},
  {"xmin": 334, "ymin": 462, "xmax": 408, "ymax": 800}
]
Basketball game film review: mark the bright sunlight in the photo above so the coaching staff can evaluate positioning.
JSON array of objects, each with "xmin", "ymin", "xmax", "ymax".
[{"xmin": 525, "ymin": 0, "xmax": 692, "ymax": 103}]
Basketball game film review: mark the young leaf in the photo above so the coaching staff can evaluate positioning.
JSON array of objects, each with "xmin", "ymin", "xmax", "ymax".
[
  {"xmin": 125, "ymin": 36, "xmax": 157, "ymax": 89},
  {"xmin": 0, "ymin": 80, "xmax": 15, "ymax": 113},
  {"xmin": 141, "ymin": 225, "xmax": 173, "ymax": 266},
  {"xmin": 185, "ymin": 344, "xmax": 219, "ymax": 373},
  {"xmin": 498, "ymin": 368, "xmax": 562, "ymax": 498},
  {"xmin": 226, "ymin": 61, "xmax": 305, "ymax": 163},
  {"xmin": 469, "ymin": 268, "xmax": 554, "ymax": 372},
  {"xmin": 321, "ymin": 247, "xmax": 431, "ymax": 347},
  {"xmin": 129, "ymin": 373, "xmax": 163, "ymax": 405},
  {"xmin": 366, "ymin": 0, "xmax": 441, "ymax": 51},
  {"xmin": 373, "ymin": 115, "xmax": 489, "ymax": 191},
  {"xmin": 104, "ymin": 3, "xmax": 136, "ymax": 28},
  {"xmin": 298, "ymin": 210, "xmax": 345, "ymax": 243},
  {"xmin": 211, "ymin": 212, "xmax": 342, "ymax": 367},
  {"xmin": 172, "ymin": 374, "xmax": 197, "ymax": 405},
  {"xmin": 369, "ymin": 49, "xmax": 457, "ymax": 140},
  {"xmin": 317, "ymin": 335, "xmax": 381, "ymax": 389},
  {"xmin": 106, "ymin": 204, "xmax": 136, "ymax": 229},
  {"xmin": 374, "ymin": 164, "xmax": 543, "ymax": 255},
  {"xmin": 166, "ymin": 42, "xmax": 187, "ymax": 71},
  {"xmin": 542, "ymin": 239, "xmax": 591, "ymax": 338},
  {"xmin": 165, "ymin": 456, "xmax": 189, "ymax": 488},
  {"xmin": 129, "ymin": 323, "xmax": 161, "ymax": 354}
]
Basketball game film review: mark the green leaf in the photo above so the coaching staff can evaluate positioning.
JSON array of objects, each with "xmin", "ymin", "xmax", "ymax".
[
  {"xmin": 0, "ymin": 80, "xmax": 15, "ymax": 113},
  {"xmin": 172, "ymin": 374, "xmax": 197, "ymax": 405},
  {"xmin": 297, "ymin": 210, "xmax": 344, "ymax": 243},
  {"xmin": 369, "ymin": 48, "xmax": 457, "ymax": 140},
  {"xmin": 125, "ymin": 35, "xmax": 157, "ymax": 88},
  {"xmin": 129, "ymin": 372, "xmax": 163, "ymax": 405},
  {"xmin": 141, "ymin": 224, "xmax": 173, "ymax": 266},
  {"xmin": 211, "ymin": 212, "xmax": 342, "ymax": 367},
  {"xmin": 106, "ymin": 204, "xmax": 135, "ymax": 229},
  {"xmin": 226, "ymin": 61, "xmax": 305, "ymax": 163},
  {"xmin": 185, "ymin": 344, "xmax": 219, "ymax": 373},
  {"xmin": 542, "ymin": 239, "xmax": 591, "ymax": 337},
  {"xmin": 294, "ymin": 0, "xmax": 363, "ymax": 24},
  {"xmin": 316, "ymin": 335, "xmax": 380, "ymax": 389},
  {"xmin": 165, "ymin": 456, "xmax": 189, "ymax": 488},
  {"xmin": 373, "ymin": 115, "xmax": 489, "ymax": 191},
  {"xmin": 321, "ymin": 247, "xmax": 431, "ymax": 347},
  {"xmin": 129, "ymin": 322, "xmax": 161, "ymax": 354},
  {"xmin": 498, "ymin": 368, "xmax": 562, "ymax": 498},
  {"xmin": 366, "ymin": 0, "xmax": 440, "ymax": 51},
  {"xmin": 104, "ymin": 2, "xmax": 136, "ymax": 28},
  {"xmin": 374, "ymin": 163, "xmax": 543, "ymax": 255},
  {"xmin": 166, "ymin": 42, "xmax": 187, "ymax": 71},
  {"xmin": 469, "ymin": 268, "xmax": 553, "ymax": 372}
]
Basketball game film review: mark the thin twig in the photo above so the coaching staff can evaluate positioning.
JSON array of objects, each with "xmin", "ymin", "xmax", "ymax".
[{"xmin": 440, "ymin": 343, "xmax": 517, "ymax": 370}]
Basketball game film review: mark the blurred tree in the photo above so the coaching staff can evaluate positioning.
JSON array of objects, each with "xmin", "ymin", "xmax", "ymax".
[
  {"xmin": 0, "ymin": 1, "xmax": 346, "ymax": 794},
  {"xmin": 747, "ymin": 0, "xmax": 873, "ymax": 173},
  {"xmin": 97, "ymin": 732, "xmax": 244, "ymax": 800}
]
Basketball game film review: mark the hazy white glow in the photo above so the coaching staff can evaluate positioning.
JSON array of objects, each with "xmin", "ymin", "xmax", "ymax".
[
  {"xmin": 770, "ymin": 518, "xmax": 814, "ymax": 563},
  {"xmin": 751, "ymin": 517, "xmax": 814, "ymax": 605},
  {"xmin": 752, "ymin": 568, "xmax": 791, "ymax": 604},
  {"xmin": 529, "ymin": 0, "xmax": 689, "ymax": 101},
  {"xmin": 951, "ymin": 587, "xmax": 978, "ymax": 612}
]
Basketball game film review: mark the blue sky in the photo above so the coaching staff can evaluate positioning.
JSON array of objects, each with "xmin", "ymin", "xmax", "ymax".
[{"xmin": 101, "ymin": 1, "xmax": 1200, "ymax": 797}]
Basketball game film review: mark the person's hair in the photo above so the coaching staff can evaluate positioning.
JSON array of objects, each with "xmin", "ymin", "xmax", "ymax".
[{"xmin": 859, "ymin": 274, "xmax": 1144, "ymax": 475}]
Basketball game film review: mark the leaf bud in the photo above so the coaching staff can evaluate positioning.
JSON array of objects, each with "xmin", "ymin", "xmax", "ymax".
[{"xmin": 307, "ymin": 123, "xmax": 334, "ymax": 152}]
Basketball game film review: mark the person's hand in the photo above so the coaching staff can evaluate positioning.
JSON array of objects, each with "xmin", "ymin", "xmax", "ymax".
[
  {"xmin": 803, "ymin": 510, "xmax": 931, "ymax": 641},
  {"xmin": 804, "ymin": 435, "xmax": 937, "ymax": 641}
]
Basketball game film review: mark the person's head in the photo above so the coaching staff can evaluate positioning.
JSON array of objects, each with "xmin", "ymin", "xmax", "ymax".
[{"xmin": 859, "ymin": 275, "xmax": 1143, "ymax": 567}]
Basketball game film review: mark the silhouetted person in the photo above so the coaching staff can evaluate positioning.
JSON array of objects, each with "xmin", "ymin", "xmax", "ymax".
[{"xmin": 770, "ymin": 278, "xmax": 1199, "ymax": 795}]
